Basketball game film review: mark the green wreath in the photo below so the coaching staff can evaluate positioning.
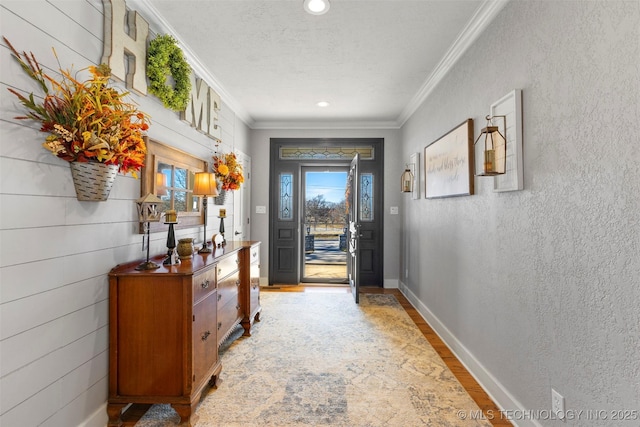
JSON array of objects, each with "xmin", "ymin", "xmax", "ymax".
[{"xmin": 147, "ymin": 35, "xmax": 192, "ymax": 111}]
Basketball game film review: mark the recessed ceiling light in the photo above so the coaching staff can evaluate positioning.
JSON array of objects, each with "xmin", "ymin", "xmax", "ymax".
[
  {"xmin": 316, "ymin": 101, "xmax": 330, "ymax": 107},
  {"xmin": 303, "ymin": 0, "xmax": 330, "ymax": 16}
]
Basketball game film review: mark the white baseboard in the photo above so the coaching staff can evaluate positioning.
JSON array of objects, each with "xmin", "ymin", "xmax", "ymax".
[
  {"xmin": 78, "ymin": 403, "xmax": 107, "ymax": 427},
  {"xmin": 398, "ymin": 281, "xmax": 541, "ymax": 427}
]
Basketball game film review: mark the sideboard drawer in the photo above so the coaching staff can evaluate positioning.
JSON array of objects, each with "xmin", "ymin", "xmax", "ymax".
[
  {"xmin": 249, "ymin": 246, "xmax": 260, "ymax": 265},
  {"xmin": 217, "ymin": 271, "xmax": 240, "ymax": 310},
  {"xmin": 217, "ymin": 298, "xmax": 242, "ymax": 345},
  {"xmin": 193, "ymin": 266, "xmax": 216, "ymax": 304},
  {"xmin": 217, "ymin": 253, "xmax": 239, "ymax": 280}
]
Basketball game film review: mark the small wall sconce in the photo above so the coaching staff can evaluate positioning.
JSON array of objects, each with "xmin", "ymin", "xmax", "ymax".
[
  {"xmin": 474, "ymin": 115, "xmax": 507, "ymax": 176},
  {"xmin": 135, "ymin": 193, "xmax": 164, "ymax": 270},
  {"xmin": 401, "ymin": 165, "xmax": 414, "ymax": 193},
  {"xmin": 192, "ymin": 172, "xmax": 219, "ymax": 254}
]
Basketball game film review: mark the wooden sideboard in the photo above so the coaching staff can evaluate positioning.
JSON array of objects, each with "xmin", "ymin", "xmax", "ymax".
[{"xmin": 107, "ymin": 241, "xmax": 261, "ymax": 427}]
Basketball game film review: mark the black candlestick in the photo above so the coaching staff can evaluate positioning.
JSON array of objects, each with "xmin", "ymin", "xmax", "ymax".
[
  {"xmin": 163, "ymin": 222, "xmax": 179, "ymax": 265},
  {"xmin": 219, "ymin": 216, "xmax": 226, "ymax": 245}
]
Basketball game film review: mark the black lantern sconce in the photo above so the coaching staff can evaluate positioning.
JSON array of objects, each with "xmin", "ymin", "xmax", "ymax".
[
  {"xmin": 135, "ymin": 193, "xmax": 164, "ymax": 271},
  {"xmin": 474, "ymin": 115, "xmax": 507, "ymax": 176}
]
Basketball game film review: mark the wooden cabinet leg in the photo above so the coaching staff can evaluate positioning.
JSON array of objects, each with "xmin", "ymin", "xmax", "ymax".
[
  {"xmin": 172, "ymin": 402, "xmax": 198, "ymax": 427},
  {"xmin": 107, "ymin": 403, "xmax": 127, "ymax": 426},
  {"xmin": 241, "ymin": 322, "xmax": 252, "ymax": 337}
]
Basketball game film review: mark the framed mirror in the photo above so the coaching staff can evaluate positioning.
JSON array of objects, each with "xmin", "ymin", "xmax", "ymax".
[{"xmin": 140, "ymin": 139, "xmax": 209, "ymax": 233}]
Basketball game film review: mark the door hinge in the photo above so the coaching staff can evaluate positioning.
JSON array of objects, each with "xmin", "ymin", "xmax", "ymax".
[{"xmin": 192, "ymin": 315, "xmax": 195, "ymax": 322}]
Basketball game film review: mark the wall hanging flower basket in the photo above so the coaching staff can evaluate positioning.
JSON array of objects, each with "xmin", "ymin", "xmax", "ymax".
[
  {"xmin": 4, "ymin": 37, "xmax": 150, "ymax": 203},
  {"xmin": 213, "ymin": 186, "xmax": 228, "ymax": 205},
  {"xmin": 70, "ymin": 162, "xmax": 119, "ymax": 201}
]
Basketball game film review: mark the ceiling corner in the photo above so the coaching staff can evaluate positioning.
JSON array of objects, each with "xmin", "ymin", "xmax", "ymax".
[{"xmin": 396, "ymin": 0, "xmax": 510, "ymax": 128}]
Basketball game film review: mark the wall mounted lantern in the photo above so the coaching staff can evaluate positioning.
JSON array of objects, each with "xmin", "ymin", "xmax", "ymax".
[
  {"xmin": 401, "ymin": 165, "xmax": 414, "ymax": 193},
  {"xmin": 474, "ymin": 115, "xmax": 507, "ymax": 176}
]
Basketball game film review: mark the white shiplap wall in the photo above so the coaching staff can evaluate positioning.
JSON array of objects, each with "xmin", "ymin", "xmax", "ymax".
[{"xmin": 0, "ymin": 1, "xmax": 248, "ymax": 426}]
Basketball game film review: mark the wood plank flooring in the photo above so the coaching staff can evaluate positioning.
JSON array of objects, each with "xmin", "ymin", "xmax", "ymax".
[{"xmin": 265, "ymin": 284, "xmax": 512, "ymax": 427}]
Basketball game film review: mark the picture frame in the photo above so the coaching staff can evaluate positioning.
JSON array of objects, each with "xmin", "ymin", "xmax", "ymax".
[
  {"xmin": 424, "ymin": 119, "xmax": 474, "ymax": 198},
  {"xmin": 491, "ymin": 89, "xmax": 524, "ymax": 192},
  {"xmin": 409, "ymin": 152, "xmax": 420, "ymax": 199}
]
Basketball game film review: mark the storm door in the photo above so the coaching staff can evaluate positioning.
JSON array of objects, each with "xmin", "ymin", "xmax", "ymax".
[{"xmin": 301, "ymin": 166, "xmax": 348, "ymax": 283}]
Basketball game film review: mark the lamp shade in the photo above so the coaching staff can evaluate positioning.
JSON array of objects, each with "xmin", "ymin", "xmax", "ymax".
[
  {"xmin": 156, "ymin": 172, "xmax": 168, "ymax": 196},
  {"xmin": 193, "ymin": 172, "xmax": 219, "ymax": 197}
]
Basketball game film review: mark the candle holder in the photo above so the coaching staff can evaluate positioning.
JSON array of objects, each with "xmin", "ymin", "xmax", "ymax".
[
  {"xmin": 219, "ymin": 216, "xmax": 226, "ymax": 245},
  {"xmin": 135, "ymin": 193, "xmax": 164, "ymax": 271},
  {"xmin": 163, "ymin": 210, "xmax": 179, "ymax": 265},
  {"xmin": 219, "ymin": 208, "xmax": 226, "ymax": 245}
]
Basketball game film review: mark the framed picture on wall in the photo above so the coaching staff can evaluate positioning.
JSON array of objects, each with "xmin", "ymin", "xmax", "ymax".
[
  {"xmin": 410, "ymin": 152, "xmax": 420, "ymax": 199},
  {"xmin": 424, "ymin": 119, "xmax": 474, "ymax": 198},
  {"xmin": 491, "ymin": 89, "xmax": 524, "ymax": 192}
]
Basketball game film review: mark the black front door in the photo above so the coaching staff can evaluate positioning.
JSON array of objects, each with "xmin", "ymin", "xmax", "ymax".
[{"xmin": 269, "ymin": 138, "xmax": 384, "ymax": 287}]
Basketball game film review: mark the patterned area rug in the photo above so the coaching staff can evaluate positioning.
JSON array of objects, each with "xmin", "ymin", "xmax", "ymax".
[{"xmin": 137, "ymin": 292, "xmax": 491, "ymax": 426}]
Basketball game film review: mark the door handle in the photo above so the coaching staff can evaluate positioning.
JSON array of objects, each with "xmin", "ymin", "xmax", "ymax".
[{"xmin": 234, "ymin": 231, "xmax": 241, "ymax": 235}]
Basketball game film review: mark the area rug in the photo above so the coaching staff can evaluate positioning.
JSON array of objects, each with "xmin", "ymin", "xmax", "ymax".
[{"xmin": 137, "ymin": 292, "xmax": 491, "ymax": 426}]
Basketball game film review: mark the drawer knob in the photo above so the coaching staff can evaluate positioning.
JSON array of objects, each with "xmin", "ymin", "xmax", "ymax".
[
  {"xmin": 217, "ymin": 322, "xmax": 222, "ymax": 330},
  {"xmin": 201, "ymin": 331, "xmax": 211, "ymax": 341},
  {"xmin": 217, "ymin": 293, "xmax": 222, "ymax": 301},
  {"xmin": 218, "ymin": 268, "xmax": 222, "ymax": 274},
  {"xmin": 201, "ymin": 280, "xmax": 210, "ymax": 289},
  {"xmin": 236, "ymin": 304, "xmax": 241, "ymax": 310},
  {"xmin": 252, "ymin": 252, "xmax": 257, "ymax": 257},
  {"xmin": 236, "ymin": 280, "xmax": 241, "ymax": 286}
]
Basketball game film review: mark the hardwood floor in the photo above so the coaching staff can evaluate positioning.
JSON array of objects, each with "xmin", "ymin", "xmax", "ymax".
[{"xmin": 265, "ymin": 284, "xmax": 512, "ymax": 427}]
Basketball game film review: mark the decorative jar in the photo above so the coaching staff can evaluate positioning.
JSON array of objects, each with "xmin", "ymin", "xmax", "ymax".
[{"xmin": 177, "ymin": 238, "xmax": 194, "ymax": 260}]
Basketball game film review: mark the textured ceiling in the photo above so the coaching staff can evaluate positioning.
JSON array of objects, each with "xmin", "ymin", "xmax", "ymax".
[{"xmin": 137, "ymin": 0, "xmax": 503, "ymax": 128}]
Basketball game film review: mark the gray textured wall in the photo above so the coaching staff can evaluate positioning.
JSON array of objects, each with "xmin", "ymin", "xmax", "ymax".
[{"xmin": 400, "ymin": 1, "xmax": 640, "ymax": 425}]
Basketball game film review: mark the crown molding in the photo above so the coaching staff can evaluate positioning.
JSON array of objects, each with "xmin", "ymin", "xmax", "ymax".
[
  {"xmin": 128, "ymin": 0, "xmax": 507, "ymax": 131},
  {"xmin": 396, "ymin": 0, "xmax": 509, "ymax": 127},
  {"xmin": 128, "ymin": 0, "xmax": 254, "ymax": 127},
  {"xmin": 250, "ymin": 120, "xmax": 401, "ymax": 131}
]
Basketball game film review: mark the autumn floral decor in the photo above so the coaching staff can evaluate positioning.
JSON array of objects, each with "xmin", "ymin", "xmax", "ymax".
[
  {"xmin": 4, "ymin": 37, "xmax": 150, "ymax": 181},
  {"xmin": 213, "ymin": 152, "xmax": 244, "ymax": 191}
]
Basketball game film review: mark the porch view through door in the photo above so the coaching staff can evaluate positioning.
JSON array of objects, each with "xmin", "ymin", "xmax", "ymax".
[{"xmin": 302, "ymin": 168, "xmax": 348, "ymax": 282}]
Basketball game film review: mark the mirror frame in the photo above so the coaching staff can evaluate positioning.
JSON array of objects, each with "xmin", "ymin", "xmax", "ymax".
[{"xmin": 140, "ymin": 138, "xmax": 209, "ymax": 233}]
